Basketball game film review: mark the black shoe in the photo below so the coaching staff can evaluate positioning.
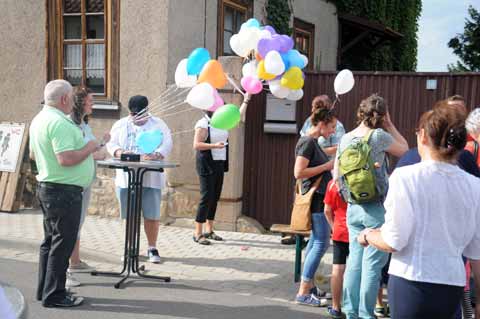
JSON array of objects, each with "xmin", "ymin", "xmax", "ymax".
[
  {"xmin": 42, "ymin": 295, "xmax": 84, "ymax": 308},
  {"xmin": 203, "ymin": 231, "xmax": 223, "ymax": 241},
  {"xmin": 281, "ymin": 236, "xmax": 296, "ymax": 245}
]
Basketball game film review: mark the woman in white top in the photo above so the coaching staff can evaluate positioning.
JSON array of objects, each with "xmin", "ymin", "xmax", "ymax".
[
  {"xmin": 193, "ymin": 111, "xmax": 229, "ymax": 245},
  {"xmin": 68, "ymin": 87, "xmax": 110, "ymax": 283},
  {"xmin": 358, "ymin": 101, "xmax": 480, "ymax": 319}
]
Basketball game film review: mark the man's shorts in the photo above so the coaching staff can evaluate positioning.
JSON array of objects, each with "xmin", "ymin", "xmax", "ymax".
[
  {"xmin": 333, "ymin": 240, "xmax": 349, "ymax": 265},
  {"xmin": 116, "ymin": 187, "xmax": 161, "ymax": 220}
]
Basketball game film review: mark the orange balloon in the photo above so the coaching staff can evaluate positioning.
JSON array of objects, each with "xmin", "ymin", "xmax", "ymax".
[
  {"xmin": 257, "ymin": 60, "xmax": 276, "ymax": 80},
  {"xmin": 197, "ymin": 60, "xmax": 227, "ymax": 89},
  {"xmin": 255, "ymin": 52, "xmax": 262, "ymax": 61}
]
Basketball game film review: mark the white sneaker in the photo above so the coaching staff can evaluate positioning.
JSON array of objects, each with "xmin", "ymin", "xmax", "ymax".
[
  {"xmin": 68, "ymin": 261, "xmax": 95, "ymax": 273},
  {"xmin": 66, "ymin": 272, "xmax": 81, "ymax": 287},
  {"xmin": 147, "ymin": 248, "xmax": 161, "ymax": 264},
  {"xmin": 311, "ymin": 293, "xmax": 329, "ymax": 307}
]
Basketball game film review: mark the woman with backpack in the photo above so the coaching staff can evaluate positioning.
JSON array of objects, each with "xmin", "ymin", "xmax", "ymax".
[
  {"xmin": 192, "ymin": 111, "xmax": 229, "ymax": 245},
  {"xmin": 335, "ymin": 94, "xmax": 408, "ymax": 319},
  {"xmin": 357, "ymin": 101, "xmax": 480, "ymax": 319},
  {"xmin": 293, "ymin": 105, "xmax": 338, "ymax": 306}
]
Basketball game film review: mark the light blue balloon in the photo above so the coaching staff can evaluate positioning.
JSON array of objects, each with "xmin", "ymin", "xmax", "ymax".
[
  {"xmin": 136, "ymin": 129, "xmax": 164, "ymax": 154},
  {"xmin": 187, "ymin": 48, "xmax": 211, "ymax": 75},
  {"xmin": 280, "ymin": 53, "xmax": 291, "ymax": 71},
  {"xmin": 286, "ymin": 49, "xmax": 305, "ymax": 69},
  {"xmin": 243, "ymin": 18, "xmax": 261, "ymax": 29}
]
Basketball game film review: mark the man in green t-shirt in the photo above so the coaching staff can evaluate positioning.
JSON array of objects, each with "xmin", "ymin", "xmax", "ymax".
[{"xmin": 30, "ymin": 80, "xmax": 98, "ymax": 308}]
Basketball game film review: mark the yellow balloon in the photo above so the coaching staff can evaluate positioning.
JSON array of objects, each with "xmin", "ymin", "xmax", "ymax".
[
  {"xmin": 257, "ymin": 60, "xmax": 276, "ymax": 81},
  {"xmin": 281, "ymin": 67, "xmax": 304, "ymax": 90}
]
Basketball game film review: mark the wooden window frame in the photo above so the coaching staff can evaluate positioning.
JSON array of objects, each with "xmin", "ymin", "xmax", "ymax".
[
  {"xmin": 293, "ymin": 18, "xmax": 315, "ymax": 70},
  {"xmin": 217, "ymin": 0, "xmax": 253, "ymax": 57},
  {"xmin": 46, "ymin": 0, "xmax": 120, "ymax": 106}
]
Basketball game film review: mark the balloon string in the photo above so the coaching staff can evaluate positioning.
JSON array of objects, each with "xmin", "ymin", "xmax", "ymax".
[
  {"xmin": 136, "ymin": 101, "xmax": 186, "ymax": 122},
  {"xmin": 135, "ymin": 92, "xmax": 188, "ymax": 121},
  {"xmin": 133, "ymin": 88, "xmax": 188, "ymax": 121},
  {"xmin": 131, "ymin": 106, "xmax": 196, "ymax": 123},
  {"xmin": 331, "ymin": 94, "xmax": 340, "ymax": 110},
  {"xmin": 170, "ymin": 128, "xmax": 196, "ymax": 136},
  {"xmin": 140, "ymin": 86, "xmax": 179, "ymax": 112},
  {"xmin": 226, "ymin": 74, "xmax": 246, "ymax": 97},
  {"xmin": 157, "ymin": 101, "xmax": 188, "ymax": 114},
  {"xmin": 147, "ymin": 89, "xmax": 189, "ymax": 112},
  {"xmin": 148, "ymin": 85, "xmax": 178, "ymax": 105},
  {"xmin": 160, "ymin": 108, "xmax": 198, "ymax": 119},
  {"xmin": 154, "ymin": 99, "xmax": 187, "ymax": 113}
]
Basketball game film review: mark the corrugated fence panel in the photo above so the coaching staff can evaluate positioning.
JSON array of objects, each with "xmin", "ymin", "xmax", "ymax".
[{"xmin": 243, "ymin": 72, "xmax": 480, "ymax": 228}]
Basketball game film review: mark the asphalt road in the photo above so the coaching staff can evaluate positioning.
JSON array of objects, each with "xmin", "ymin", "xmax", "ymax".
[{"xmin": 1, "ymin": 257, "xmax": 328, "ymax": 319}]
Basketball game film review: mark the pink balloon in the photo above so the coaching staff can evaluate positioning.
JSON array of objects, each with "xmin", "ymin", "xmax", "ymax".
[
  {"xmin": 241, "ymin": 76, "xmax": 263, "ymax": 94},
  {"xmin": 208, "ymin": 89, "xmax": 224, "ymax": 112}
]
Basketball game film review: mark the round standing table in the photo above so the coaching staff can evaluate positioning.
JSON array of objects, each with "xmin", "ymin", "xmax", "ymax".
[{"xmin": 91, "ymin": 159, "xmax": 179, "ymax": 289}]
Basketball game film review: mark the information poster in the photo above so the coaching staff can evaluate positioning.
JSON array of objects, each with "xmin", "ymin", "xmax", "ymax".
[{"xmin": 0, "ymin": 123, "xmax": 25, "ymax": 173}]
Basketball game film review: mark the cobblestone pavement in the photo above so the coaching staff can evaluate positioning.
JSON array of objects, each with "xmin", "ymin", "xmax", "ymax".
[{"xmin": 0, "ymin": 209, "xmax": 334, "ymax": 318}]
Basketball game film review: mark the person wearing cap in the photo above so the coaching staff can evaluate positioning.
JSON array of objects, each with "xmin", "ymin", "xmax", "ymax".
[
  {"xmin": 106, "ymin": 95, "xmax": 172, "ymax": 263},
  {"xmin": 30, "ymin": 79, "xmax": 98, "ymax": 308}
]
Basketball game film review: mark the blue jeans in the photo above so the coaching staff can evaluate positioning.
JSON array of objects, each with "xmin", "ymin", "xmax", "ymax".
[
  {"xmin": 302, "ymin": 212, "xmax": 331, "ymax": 282},
  {"xmin": 343, "ymin": 202, "xmax": 388, "ymax": 319}
]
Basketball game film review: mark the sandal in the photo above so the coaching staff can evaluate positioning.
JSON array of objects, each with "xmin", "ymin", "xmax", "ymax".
[
  {"xmin": 204, "ymin": 231, "xmax": 223, "ymax": 241},
  {"xmin": 374, "ymin": 304, "xmax": 388, "ymax": 317},
  {"xmin": 193, "ymin": 234, "xmax": 211, "ymax": 245}
]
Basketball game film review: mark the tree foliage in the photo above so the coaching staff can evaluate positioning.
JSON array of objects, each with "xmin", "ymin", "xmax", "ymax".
[
  {"xmin": 265, "ymin": 0, "xmax": 292, "ymax": 36},
  {"xmin": 332, "ymin": 0, "xmax": 422, "ymax": 71},
  {"xmin": 447, "ymin": 5, "xmax": 480, "ymax": 72}
]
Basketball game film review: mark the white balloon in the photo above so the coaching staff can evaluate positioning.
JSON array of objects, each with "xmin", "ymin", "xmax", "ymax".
[
  {"xmin": 259, "ymin": 29, "xmax": 272, "ymax": 39},
  {"xmin": 174, "ymin": 59, "xmax": 197, "ymax": 88},
  {"xmin": 300, "ymin": 55, "xmax": 309, "ymax": 69},
  {"xmin": 230, "ymin": 34, "xmax": 249, "ymax": 57},
  {"xmin": 186, "ymin": 83, "xmax": 215, "ymax": 110},
  {"xmin": 264, "ymin": 51, "xmax": 285, "ymax": 76},
  {"xmin": 287, "ymin": 89, "xmax": 304, "ymax": 101},
  {"xmin": 334, "ymin": 69, "xmax": 355, "ymax": 95},
  {"xmin": 241, "ymin": 27, "xmax": 261, "ymax": 52},
  {"xmin": 242, "ymin": 61, "xmax": 258, "ymax": 78},
  {"xmin": 269, "ymin": 80, "xmax": 290, "ymax": 99}
]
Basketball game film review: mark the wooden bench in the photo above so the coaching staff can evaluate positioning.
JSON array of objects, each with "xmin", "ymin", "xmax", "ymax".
[{"xmin": 270, "ymin": 224, "xmax": 310, "ymax": 283}]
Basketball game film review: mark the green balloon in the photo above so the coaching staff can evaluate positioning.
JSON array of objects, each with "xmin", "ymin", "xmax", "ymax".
[{"xmin": 211, "ymin": 104, "xmax": 241, "ymax": 130}]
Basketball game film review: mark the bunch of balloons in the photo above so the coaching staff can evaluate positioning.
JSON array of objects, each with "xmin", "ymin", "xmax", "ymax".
[
  {"xmin": 175, "ymin": 48, "xmax": 240, "ymax": 130},
  {"xmin": 174, "ymin": 18, "xmax": 309, "ymax": 131},
  {"xmin": 232, "ymin": 19, "xmax": 308, "ymax": 101}
]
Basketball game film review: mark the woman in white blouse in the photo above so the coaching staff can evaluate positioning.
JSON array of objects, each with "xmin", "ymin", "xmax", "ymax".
[
  {"xmin": 193, "ymin": 111, "xmax": 229, "ymax": 245},
  {"xmin": 358, "ymin": 101, "xmax": 480, "ymax": 318}
]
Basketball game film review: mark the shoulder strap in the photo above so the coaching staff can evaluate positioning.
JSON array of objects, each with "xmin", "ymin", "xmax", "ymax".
[
  {"xmin": 311, "ymin": 174, "xmax": 323, "ymax": 190},
  {"xmin": 204, "ymin": 115, "xmax": 211, "ymax": 143},
  {"xmin": 362, "ymin": 129, "xmax": 375, "ymax": 144},
  {"xmin": 474, "ymin": 140, "xmax": 478, "ymax": 162}
]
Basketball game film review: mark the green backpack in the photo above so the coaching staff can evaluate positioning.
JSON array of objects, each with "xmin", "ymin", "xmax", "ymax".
[{"xmin": 338, "ymin": 130, "xmax": 378, "ymax": 204}]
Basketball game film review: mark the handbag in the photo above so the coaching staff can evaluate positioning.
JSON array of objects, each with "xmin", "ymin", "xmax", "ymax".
[{"xmin": 290, "ymin": 175, "xmax": 323, "ymax": 231}]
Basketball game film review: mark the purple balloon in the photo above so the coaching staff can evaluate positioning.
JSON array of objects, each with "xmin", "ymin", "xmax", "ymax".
[
  {"xmin": 278, "ymin": 35, "xmax": 294, "ymax": 52},
  {"xmin": 257, "ymin": 37, "xmax": 282, "ymax": 58},
  {"xmin": 263, "ymin": 25, "xmax": 277, "ymax": 35}
]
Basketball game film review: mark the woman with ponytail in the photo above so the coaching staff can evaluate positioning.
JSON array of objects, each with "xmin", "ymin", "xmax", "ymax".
[{"xmin": 293, "ymin": 104, "xmax": 337, "ymax": 306}]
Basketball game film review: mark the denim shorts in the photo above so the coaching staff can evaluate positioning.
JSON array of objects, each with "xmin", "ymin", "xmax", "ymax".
[{"xmin": 115, "ymin": 187, "xmax": 161, "ymax": 220}]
